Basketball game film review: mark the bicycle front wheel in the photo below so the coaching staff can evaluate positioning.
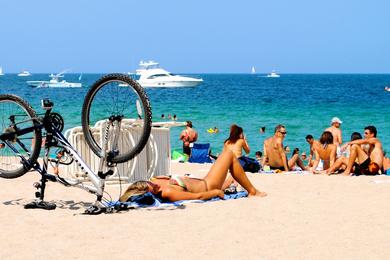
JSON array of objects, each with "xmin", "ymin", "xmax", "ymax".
[
  {"xmin": 0, "ymin": 94, "xmax": 42, "ymax": 178},
  {"xmin": 81, "ymin": 74, "xmax": 152, "ymax": 163}
]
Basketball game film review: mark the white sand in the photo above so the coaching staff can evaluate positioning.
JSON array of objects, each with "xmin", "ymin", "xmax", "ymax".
[{"xmin": 1, "ymin": 162, "xmax": 390, "ymax": 259}]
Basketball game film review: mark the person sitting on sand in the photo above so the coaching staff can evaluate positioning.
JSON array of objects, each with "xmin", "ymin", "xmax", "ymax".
[
  {"xmin": 223, "ymin": 124, "xmax": 250, "ymax": 158},
  {"xmin": 322, "ymin": 126, "xmax": 384, "ymax": 175},
  {"xmin": 325, "ymin": 117, "xmax": 343, "ymax": 157},
  {"xmin": 119, "ymin": 150, "xmax": 267, "ymax": 203},
  {"xmin": 310, "ymin": 131, "xmax": 336, "ymax": 173},
  {"xmin": 262, "ymin": 124, "xmax": 305, "ymax": 171},
  {"xmin": 305, "ymin": 134, "xmax": 320, "ymax": 167}
]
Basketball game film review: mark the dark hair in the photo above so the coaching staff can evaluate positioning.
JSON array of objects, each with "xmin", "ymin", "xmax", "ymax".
[
  {"xmin": 186, "ymin": 121, "xmax": 193, "ymax": 128},
  {"xmin": 364, "ymin": 125, "xmax": 377, "ymax": 137},
  {"xmin": 305, "ymin": 134, "xmax": 313, "ymax": 140},
  {"xmin": 255, "ymin": 151, "xmax": 262, "ymax": 157},
  {"xmin": 350, "ymin": 132, "xmax": 362, "ymax": 141},
  {"xmin": 319, "ymin": 131, "xmax": 333, "ymax": 145},
  {"xmin": 274, "ymin": 124, "xmax": 285, "ymax": 133},
  {"xmin": 224, "ymin": 124, "xmax": 243, "ymax": 144},
  {"xmin": 292, "ymin": 148, "xmax": 299, "ymax": 155}
]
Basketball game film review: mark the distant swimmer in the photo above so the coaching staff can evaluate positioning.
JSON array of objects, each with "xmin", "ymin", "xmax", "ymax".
[{"xmin": 385, "ymin": 86, "xmax": 390, "ymax": 92}]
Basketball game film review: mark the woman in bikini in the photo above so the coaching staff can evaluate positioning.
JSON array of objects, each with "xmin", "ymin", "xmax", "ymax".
[
  {"xmin": 310, "ymin": 131, "xmax": 337, "ymax": 173},
  {"xmin": 223, "ymin": 124, "xmax": 250, "ymax": 158},
  {"xmin": 119, "ymin": 150, "xmax": 267, "ymax": 203}
]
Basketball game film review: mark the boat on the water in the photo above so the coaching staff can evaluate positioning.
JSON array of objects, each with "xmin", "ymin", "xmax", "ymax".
[
  {"xmin": 0, "ymin": 67, "xmax": 4, "ymax": 76},
  {"xmin": 18, "ymin": 70, "xmax": 31, "ymax": 77},
  {"xmin": 385, "ymin": 86, "xmax": 390, "ymax": 92},
  {"xmin": 251, "ymin": 66, "xmax": 256, "ymax": 74},
  {"xmin": 132, "ymin": 61, "xmax": 203, "ymax": 88},
  {"xmin": 266, "ymin": 70, "xmax": 280, "ymax": 78},
  {"xmin": 26, "ymin": 70, "xmax": 82, "ymax": 88}
]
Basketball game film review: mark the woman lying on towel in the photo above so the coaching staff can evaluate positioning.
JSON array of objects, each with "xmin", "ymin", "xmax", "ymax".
[{"xmin": 119, "ymin": 150, "xmax": 267, "ymax": 203}]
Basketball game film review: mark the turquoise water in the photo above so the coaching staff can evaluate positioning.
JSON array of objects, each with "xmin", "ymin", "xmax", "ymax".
[{"xmin": 0, "ymin": 73, "xmax": 389, "ymax": 155}]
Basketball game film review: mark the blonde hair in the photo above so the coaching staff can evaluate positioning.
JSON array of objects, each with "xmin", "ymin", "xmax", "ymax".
[{"xmin": 119, "ymin": 181, "xmax": 149, "ymax": 202}]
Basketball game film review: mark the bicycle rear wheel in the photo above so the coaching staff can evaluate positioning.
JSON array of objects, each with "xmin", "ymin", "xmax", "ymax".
[
  {"xmin": 81, "ymin": 74, "xmax": 152, "ymax": 163},
  {"xmin": 0, "ymin": 94, "xmax": 42, "ymax": 178}
]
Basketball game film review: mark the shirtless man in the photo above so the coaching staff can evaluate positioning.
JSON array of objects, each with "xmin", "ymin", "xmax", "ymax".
[
  {"xmin": 325, "ymin": 117, "xmax": 343, "ymax": 157},
  {"xmin": 179, "ymin": 121, "xmax": 198, "ymax": 156},
  {"xmin": 262, "ymin": 124, "xmax": 305, "ymax": 171},
  {"xmin": 325, "ymin": 125, "xmax": 384, "ymax": 175},
  {"xmin": 305, "ymin": 134, "xmax": 320, "ymax": 167}
]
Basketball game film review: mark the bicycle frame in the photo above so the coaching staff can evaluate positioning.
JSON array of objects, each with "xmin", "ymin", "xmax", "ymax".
[{"xmin": 1, "ymin": 101, "xmax": 119, "ymax": 211}]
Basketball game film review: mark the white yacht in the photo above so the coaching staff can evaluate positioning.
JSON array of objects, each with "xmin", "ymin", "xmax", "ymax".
[
  {"xmin": 251, "ymin": 66, "xmax": 256, "ymax": 74},
  {"xmin": 134, "ymin": 61, "xmax": 203, "ymax": 88},
  {"xmin": 26, "ymin": 70, "xmax": 82, "ymax": 88},
  {"xmin": 0, "ymin": 67, "xmax": 4, "ymax": 76},
  {"xmin": 18, "ymin": 70, "xmax": 32, "ymax": 77},
  {"xmin": 266, "ymin": 70, "xmax": 280, "ymax": 78}
]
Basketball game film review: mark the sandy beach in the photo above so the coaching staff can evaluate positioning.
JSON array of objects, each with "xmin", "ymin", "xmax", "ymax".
[{"xmin": 0, "ymin": 162, "xmax": 389, "ymax": 260}]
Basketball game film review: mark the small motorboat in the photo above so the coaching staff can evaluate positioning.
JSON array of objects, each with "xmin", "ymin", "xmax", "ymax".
[
  {"xmin": 18, "ymin": 70, "xmax": 31, "ymax": 77},
  {"xmin": 27, "ymin": 70, "xmax": 82, "ymax": 88},
  {"xmin": 266, "ymin": 70, "xmax": 280, "ymax": 78}
]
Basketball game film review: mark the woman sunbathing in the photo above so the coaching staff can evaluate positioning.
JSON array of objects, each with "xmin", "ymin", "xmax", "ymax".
[{"xmin": 119, "ymin": 150, "xmax": 267, "ymax": 202}]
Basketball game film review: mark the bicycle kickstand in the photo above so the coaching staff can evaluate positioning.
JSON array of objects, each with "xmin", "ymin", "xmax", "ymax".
[{"xmin": 24, "ymin": 162, "xmax": 57, "ymax": 210}]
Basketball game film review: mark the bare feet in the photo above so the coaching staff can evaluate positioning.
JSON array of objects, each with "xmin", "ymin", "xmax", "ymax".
[
  {"xmin": 342, "ymin": 171, "xmax": 352, "ymax": 176},
  {"xmin": 248, "ymin": 189, "xmax": 267, "ymax": 197}
]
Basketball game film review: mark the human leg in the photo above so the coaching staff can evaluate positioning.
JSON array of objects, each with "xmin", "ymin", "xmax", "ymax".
[
  {"xmin": 288, "ymin": 154, "xmax": 306, "ymax": 170},
  {"xmin": 204, "ymin": 150, "xmax": 266, "ymax": 196},
  {"xmin": 323, "ymin": 156, "xmax": 348, "ymax": 175},
  {"xmin": 343, "ymin": 144, "xmax": 368, "ymax": 175}
]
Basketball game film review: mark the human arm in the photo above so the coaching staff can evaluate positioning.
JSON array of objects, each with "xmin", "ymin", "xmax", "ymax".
[
  {"xmin": 311, "ymin": 149, "xmax": 320, "ymax": 172},
  {"xmin": 163, "ymin": 188, "xmax": 224, "ymax": 202},
  {"xmin": 242, "ymin": 136, "xmax": 250, "ymax": 154},
  {"xmin": 329, "ymin": 145, "xmax": 336, "ymax": 167},
  {"xmin": 342, "ymin": 138, "xmax": 378, "ymax": 150},
  {"xmin": 336, "ymin": 130, "xmax": 342, "ymax": 145},
  {"xmin": 179, "ymin": 130, "xmax": 185, "ymax": 141},
  {"xmin": 276, "ymin": 140, "xmax": 289, "ymax": 171},
  {"xmin": 262, "ymin": 143, "xmax": 267, "ymax": 166},
  {"xmin": 192, "ymin": 130, "xmax": 198, "ymax": 142}
]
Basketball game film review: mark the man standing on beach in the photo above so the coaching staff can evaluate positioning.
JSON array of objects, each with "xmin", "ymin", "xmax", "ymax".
[
  {"xmin": 325, "ymin": 117, "xmax": 343, "ymax": 156},
  {"xmin": 262, "ymin": 125, "xmax": 305, "ymax": 171},
  {"xmin": 179, "ymin": 121, "xmax": 198, "ymax": 156}
]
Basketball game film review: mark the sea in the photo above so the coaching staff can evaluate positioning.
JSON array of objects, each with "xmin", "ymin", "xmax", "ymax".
[{"xmin": 0, "ymin": 73, "xmax": 389, "ymax": 156}]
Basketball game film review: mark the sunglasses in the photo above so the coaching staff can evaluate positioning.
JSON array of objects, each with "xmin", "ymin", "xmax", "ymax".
[
  {"xmin": 279, "ymin": 131, "xmax": 287, "ymax": 135},
  {"xmin": 364, "ymin": 132, "xmax": 370, "ymax": 135}
]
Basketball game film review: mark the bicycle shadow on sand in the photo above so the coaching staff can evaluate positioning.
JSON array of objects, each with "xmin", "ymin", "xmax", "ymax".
[
  {"xmin": 3, "ymin": 198, "xmax": 92, "ymax": 210},
  {"xmin": 3, "ymin": 199, "xmax": 187, "ymax": 212}
]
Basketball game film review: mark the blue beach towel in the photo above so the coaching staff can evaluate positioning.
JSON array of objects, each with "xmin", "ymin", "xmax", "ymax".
[{"xmin": 106, "ymin": 191, "xmax": 248, "ymax": 209}]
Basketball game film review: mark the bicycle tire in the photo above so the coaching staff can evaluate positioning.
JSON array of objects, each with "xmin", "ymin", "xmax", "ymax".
[
  {"xmin": 0, "ymin": 94, "xmax": 42, "ymax": 178},
  {"xmin": 81, "ymin": 74, "xmax": 152, "ymax": 163}
]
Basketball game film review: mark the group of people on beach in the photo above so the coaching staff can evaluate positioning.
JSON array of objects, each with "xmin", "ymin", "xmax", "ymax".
[
  {"xmin": 119, "ymin": 117, "xmax": 388, "ymax": 203},
  {"xmin": 262, "ymin": 119, "xmax": 387, "ymax": 176}
]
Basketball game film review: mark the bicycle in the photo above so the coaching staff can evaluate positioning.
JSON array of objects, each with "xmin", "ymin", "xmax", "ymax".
[{"xmin": 0, "ymin": 74, "xmax": 152, "ymax": 214}]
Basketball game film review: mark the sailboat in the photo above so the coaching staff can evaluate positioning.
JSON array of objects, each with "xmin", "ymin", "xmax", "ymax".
[
  {"xmin": 251, "ymin": 66, "xmax": 256, "ymax": 74},
  {"xmin": 0, "ymin": 67, "xmax": 4, "ymax": 76}
]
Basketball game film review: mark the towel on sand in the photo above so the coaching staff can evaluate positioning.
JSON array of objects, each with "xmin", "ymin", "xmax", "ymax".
[{"xmin": 105, "ymin": 191, "xmax": 248, "ymax": 209}]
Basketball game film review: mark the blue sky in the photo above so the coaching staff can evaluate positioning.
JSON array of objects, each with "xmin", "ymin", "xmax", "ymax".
[{"xmin": 1, "ymin": 0, "xmax": 389, "ymax": 73}]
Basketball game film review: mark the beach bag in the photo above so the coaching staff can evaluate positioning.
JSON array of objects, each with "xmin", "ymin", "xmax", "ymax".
[{"xmin": 238, "ymin": 156, "xmax": 261, "ymax": 173}]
